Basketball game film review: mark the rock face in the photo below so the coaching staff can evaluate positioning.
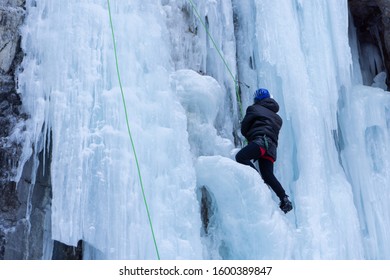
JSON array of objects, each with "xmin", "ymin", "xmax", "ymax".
[
  {"xmin": 0, "ymin": 0, "xmax": 53, "ymax": 260},
  {"xmin": 0, "ymin": 0, "xmax": 26, "ymax": 259},
  {"xmin": 349, "ymin": 0, "xmax": 390, "ymax": 87},
  {"xmin": 377, "ymin": 0, "xmax": 390, "ymax": 67},
  {"xmin": 0, "ymin": 1, "xmax": 25, "ymax": 73},
  {"xmin": 0, "ymin": 1, "xmax": 25, "ymax": 184}
]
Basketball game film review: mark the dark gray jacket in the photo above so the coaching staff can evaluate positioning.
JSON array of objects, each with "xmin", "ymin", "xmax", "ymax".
[{"xmin": 240, "ymin": 98, "xmax": 283, "ymax": 160}]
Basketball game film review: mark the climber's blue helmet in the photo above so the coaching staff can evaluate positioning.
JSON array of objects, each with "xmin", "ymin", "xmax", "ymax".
[{"xmin": 253, "ymin": 88, "xmax": 270, "ymax": 101}]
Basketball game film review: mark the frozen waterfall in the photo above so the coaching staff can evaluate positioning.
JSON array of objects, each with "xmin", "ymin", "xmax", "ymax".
[{"xmin": 15, "ymin": 0, "xmax": 390, "ymax": 259}]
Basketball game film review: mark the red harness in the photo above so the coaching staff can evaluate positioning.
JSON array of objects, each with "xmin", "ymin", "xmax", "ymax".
[{"xmin": 259, "ymin": 147, "xmax": 275, "ymax": 163}]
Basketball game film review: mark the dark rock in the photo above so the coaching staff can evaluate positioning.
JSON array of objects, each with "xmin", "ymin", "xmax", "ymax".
[
  {"xmin": 0, "ymin": 231, "xmax": 5, "ymax": 258},
  {"xmin": 52, "ymin": 240, "xmax": 83, "ymax": 260},
  {"xmin": 0, "ymin": 0, "xmax": 52, "ymax": 259},
  {"xmin": 0, "ymin": 181, "xmax": 20, "ymax": 213},
  {"xmin": 0, "ymin": 2, "xmax": 25, "ymax": 186},
  {"xmin": 1, "ymin": 145, "xmax": 52, "ymax": 260},
  {"xmin": 0, "ymin": 75, "xmax": 14, "ymax": 93},
  {"xmin": 0, "ymin": 3, "xmax": 25, "ymax": 75},
  {"xmin": 349, "ymin": 0, "xmax": 390, "ymax": 85}
]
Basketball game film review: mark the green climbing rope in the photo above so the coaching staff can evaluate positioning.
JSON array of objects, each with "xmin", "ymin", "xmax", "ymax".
[
  {"xmin": 187, "ymin": 0, "xmax": 244, "ymax": 118},
  {"xmin": 106, "ymin": 0, "xmax": 160, "ymax": 260}
]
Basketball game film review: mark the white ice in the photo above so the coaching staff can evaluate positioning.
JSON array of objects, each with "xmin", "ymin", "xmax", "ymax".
[{"xmin": 16, "ymin": 0, "xmax": 390, "ymax": 259}]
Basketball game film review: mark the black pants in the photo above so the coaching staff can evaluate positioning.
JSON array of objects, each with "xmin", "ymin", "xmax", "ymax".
[{"xmin": 235, "ymin": 141, "xmax": 286, "ymax": 200}]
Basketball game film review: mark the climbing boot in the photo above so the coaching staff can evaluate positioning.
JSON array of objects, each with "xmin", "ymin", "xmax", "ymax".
[{"xmin": 279, "ymin": 196, "xmax": 293, "ymax": 214}]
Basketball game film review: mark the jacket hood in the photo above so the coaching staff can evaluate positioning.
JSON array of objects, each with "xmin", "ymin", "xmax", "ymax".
[{"xmin": 255, "ymin": 98, "xmax": 280, "ymax": 113}]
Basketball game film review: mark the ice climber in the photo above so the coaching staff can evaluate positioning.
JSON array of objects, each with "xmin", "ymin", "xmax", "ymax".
[{"xmin": 236, "ymin": 88, "xmax": 293, "ymax": 214}]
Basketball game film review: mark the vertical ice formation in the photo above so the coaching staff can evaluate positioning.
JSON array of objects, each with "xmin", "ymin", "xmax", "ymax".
[
  {"xmin": 14, "ymin": 0, "xmax": 390, "ymax": 259},
  {"xmin": 18, "ymin": 0, "xmax": 204, "ymax": 259}
]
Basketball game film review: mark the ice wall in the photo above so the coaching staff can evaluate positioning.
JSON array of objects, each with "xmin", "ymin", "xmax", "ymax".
[
  {"xmin": 233, "ymin": 0, "xmax": 364, "ymax": 258},
  {"xmin": 339, "ymin": 85, "xmax": 390, "ymax": 259},
  {"xmin": 16, "ymin": 0, "xmax": 390, "ymax": 259},
  {"xmin": 19, "ymin": 0, "xmax": 205, "ymax": 259}
]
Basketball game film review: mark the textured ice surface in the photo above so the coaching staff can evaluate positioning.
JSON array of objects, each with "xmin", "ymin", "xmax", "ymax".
[{"xmin": 16, "ymin": 0, "xmax": 390, "ymax": 259}]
